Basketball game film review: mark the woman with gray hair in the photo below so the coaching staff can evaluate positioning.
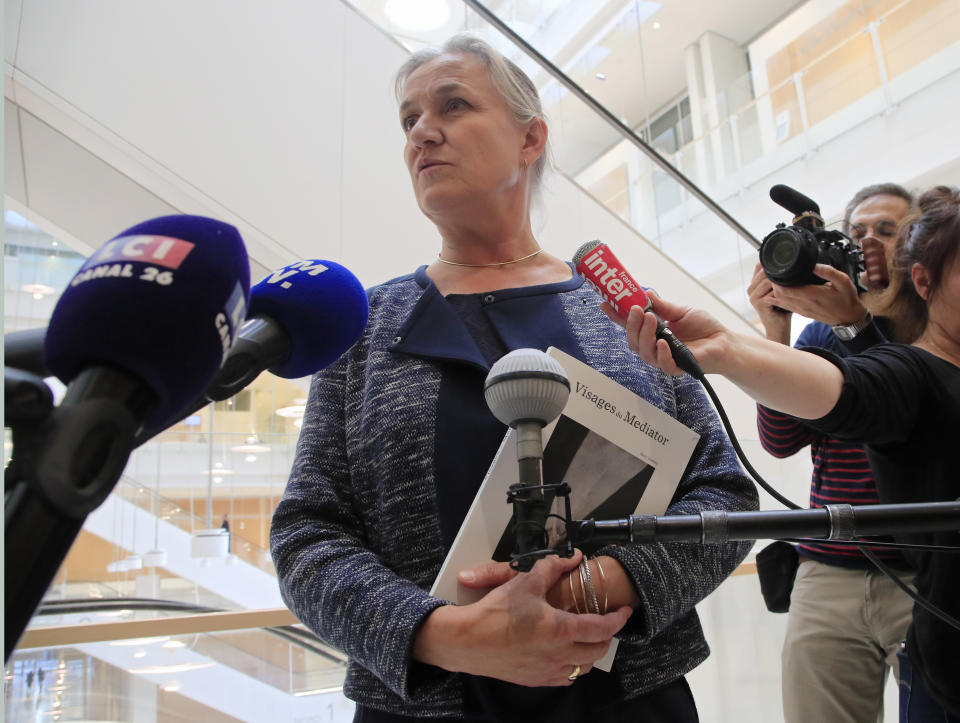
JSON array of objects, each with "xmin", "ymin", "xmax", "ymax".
[{"xmin": 271, "ymin": 34, "xmax": 757, "ymax": 722}]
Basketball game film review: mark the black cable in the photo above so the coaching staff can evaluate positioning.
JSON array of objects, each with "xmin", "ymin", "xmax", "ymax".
[
  {"xmin": 859, "ymin": 545, "xmax": 960, "ymax": 633},
  {"xmin": 785, "ymin": 538, "xmax": 960, "ymax": 553},
  {"xmin": 696, "ymin": 372, "xmax": 803, "ymax": 510}
]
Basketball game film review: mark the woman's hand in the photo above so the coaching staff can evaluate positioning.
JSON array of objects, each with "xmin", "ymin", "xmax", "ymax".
[
  {"xmin": 602, "ymin": 288, "xmax": 844, "ymax": 418},
  {"xmin": 460, "ymin": 552, "xmax": 641, "ymax": 614},
  {"xmin": 414, "ymin": 552, "xmax": 632, "ymax": 686},
  {"xmin": 603, "ymin": 294, "xmax": 729, "ymax": 376}
]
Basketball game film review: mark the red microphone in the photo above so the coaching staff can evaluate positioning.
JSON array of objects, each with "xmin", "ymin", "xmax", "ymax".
[
  {"xmin": 573, "ymin": 240, "xmax": 651, "ymax": 319},
  {"xmin": 573, "ymin": 240, "xmax": 702, "ymax": 377}
]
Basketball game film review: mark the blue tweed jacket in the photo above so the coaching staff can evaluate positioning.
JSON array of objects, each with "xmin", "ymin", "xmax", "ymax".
[{"xmin": 271, "ymin": 268, "xmax": 758, "ymax": 717}]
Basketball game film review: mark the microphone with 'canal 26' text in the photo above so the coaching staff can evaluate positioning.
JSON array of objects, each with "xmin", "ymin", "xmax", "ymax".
[
  {"xmin": 573, "ymin": 240, "xmax": 701, "ymax": 377},
  {"xmin": 44, "ymin": 215, "xmax": 251, "ymax": 433}
]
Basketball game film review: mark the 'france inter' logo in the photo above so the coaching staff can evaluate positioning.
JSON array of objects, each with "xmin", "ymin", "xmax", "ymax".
[{"xmin": 83, "ymin": 235, "xmax": 196, "ymax": 271}]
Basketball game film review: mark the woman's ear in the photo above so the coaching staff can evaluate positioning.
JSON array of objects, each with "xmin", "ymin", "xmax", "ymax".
[
  {"xmin": 521, "ymin": 117, "xmax": 548, "ymax": 164},
  {"xmin": 912, "ymin": 262, "xmax": 932, "ymax": 302}
]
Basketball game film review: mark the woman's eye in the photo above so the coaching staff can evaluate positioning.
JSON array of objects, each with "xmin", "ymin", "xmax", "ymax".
[
  {"xmin": 446, "ymin": 98, "xmax": 468, "ymax": 111},
  {"xmin": 402, "ymin": 115, "xmax": 418, "ymax": 131}
]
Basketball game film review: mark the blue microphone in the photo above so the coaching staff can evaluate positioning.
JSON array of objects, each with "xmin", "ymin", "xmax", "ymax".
[
  {"xmin": 203, "ymin": 259, "xmax": 369, "ymax": 401},
  {"xmin": 44, "ymin": 215, "xmax": 250, "ymax": 430}
]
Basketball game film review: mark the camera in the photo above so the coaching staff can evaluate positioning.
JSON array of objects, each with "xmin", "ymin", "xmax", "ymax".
[{"xmin": 759, "ymin": 184, "xmax": 866, "ymax": 292}]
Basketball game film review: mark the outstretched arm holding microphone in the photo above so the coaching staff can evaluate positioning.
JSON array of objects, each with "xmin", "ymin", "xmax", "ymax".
[{"xmin": 612, "ymin": 271, "xmax": 844, "ymax": 421}]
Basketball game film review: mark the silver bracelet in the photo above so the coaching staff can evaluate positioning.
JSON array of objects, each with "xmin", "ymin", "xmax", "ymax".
[
  {"xmin": 580, "ymin": 559, "xmax": 600, "ymax": 614},
  {"xmin": 594, "ymin": 557, "xmax": 609, "ymax": 615}
]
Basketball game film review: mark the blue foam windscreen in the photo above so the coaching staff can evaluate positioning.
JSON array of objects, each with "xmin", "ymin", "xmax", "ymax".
[
  {"xmin": 44, "ymin": 215, "xmax": 250, "ymax": 428},
  {"xmin": 247, "ymin": 259, "xmax": 369, "ymax": 378}
]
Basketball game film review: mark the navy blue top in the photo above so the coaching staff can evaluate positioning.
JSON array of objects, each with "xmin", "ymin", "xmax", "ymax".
[{"xmin": 407, "ymin": 266, "xmax": 628, "ymax": 720}]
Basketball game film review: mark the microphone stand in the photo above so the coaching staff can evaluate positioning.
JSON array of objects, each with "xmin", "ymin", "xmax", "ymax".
[
  {"xmin": 4, "ymin": 368, "xmax": 146, "ymax": 661},
  {"xmin": 568, "ymin": 501, "xmax": 960, "ymax": 546}
]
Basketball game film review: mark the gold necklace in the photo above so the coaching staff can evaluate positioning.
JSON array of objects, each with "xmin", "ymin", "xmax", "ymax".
[{"xmin": 437, "ymin": 248, "xmax": 543, "ymax": 268}]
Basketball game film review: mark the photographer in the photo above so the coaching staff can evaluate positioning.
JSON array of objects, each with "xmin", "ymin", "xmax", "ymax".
[
  {"xmin": 747, "ymin": 183, "xmax": 915, "ymax": 722},
  {"xmin": 616, "ymin": 185, "xmax": 960, "ymax": 720}
]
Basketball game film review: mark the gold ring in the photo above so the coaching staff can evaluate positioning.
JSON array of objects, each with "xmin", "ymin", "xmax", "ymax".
[{"xmin": 567, "ymin": 664, "xmax": 581, "ymax": 681}]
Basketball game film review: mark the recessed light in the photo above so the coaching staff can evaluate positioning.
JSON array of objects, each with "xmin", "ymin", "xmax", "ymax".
[
  {"xmin": 384, "ymin": 0, "xmax": 450, "ymax": 32},
  {"xmin": 596, "ymin": 73, "xmax": 607, "ymax": 80},
  {"xmin": 653, "ymin": 21, "xmax": 661, "ymax": 30}
]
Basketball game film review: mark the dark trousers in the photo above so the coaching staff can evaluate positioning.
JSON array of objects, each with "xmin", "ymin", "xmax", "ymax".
[
  {"xmin": 897, "ymin": 650, "xmax": 959, "ymax": 722},
  {"xmin": 354, "ymin": 675, "xmax": 699, "ymax": 723}
]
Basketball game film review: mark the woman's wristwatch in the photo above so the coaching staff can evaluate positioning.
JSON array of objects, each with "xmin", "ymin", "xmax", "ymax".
[{"xmin": 831, "ymin": 309, "xmax": 873, "ymax": 341}]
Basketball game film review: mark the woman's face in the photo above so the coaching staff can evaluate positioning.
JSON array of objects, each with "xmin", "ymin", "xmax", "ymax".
[{"xmin": 399, "ymin": 52, "xmax": 533, "ymax": 219}]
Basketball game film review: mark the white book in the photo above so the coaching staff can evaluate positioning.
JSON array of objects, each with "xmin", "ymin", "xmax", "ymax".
[{"xmin": 430, "ymin": 347, "xmax": 701, "ymax": 670}]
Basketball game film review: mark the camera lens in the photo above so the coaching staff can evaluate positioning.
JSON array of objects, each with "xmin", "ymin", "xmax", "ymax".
[
  {"xmin": 764, "ymin": 231, "xmax": 799, "ymax": 270},
  {"xmin": 759, "ymin": 226, "xmax": 820, "ymax": 286}
]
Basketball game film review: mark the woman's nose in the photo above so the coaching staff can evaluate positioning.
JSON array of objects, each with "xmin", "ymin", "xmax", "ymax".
[{"xmin": 409, "ymin": 114, "xmax": 442, "ymax": 146}]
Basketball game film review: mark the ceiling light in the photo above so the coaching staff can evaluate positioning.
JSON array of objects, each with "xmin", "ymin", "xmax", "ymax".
[
  {"xmin": 244, "ymin": 454, "xmax": 257, "ymax": 463},
  {"xmin": 595, "ymin": 73, "xmax": 607, "ymax": 80},
  {"xmin": 96, "ymin": 609, "xmax": 133, "ymax": 618},
  {"xmin": 162, "ymin": 640, "xmax": 186, "ymax": 650},
  {"xmin": 133, "ymin": 650, "xmax": 147, "ymax": 659},
  {"xmin": 144, "ymin": 549, "xmax": 168, "ymax": 567},
  {"xmin": 22, "ymin": 283, "xmax": 55, "ymax": 297},
  {"xmin": 275, "ymin": 405, "xmax": 306, "ymax": 418},
  {"xmin": 161, "ymin": 681, "xmax": 182, "ymax": 692},
  {"xmin": 213, "ymin": 476, "xmax": 223, "ymax": 484},
  {"xmin": 384, "ymin": 0, "xmax": 450, "ymax": 32},
  {"xmin": 294, "ymin": 686, "xmax": 344, "ymax": 696},
  {"xmin": 653, "ymin": 21, "xmax": 661, "ymax": 29},
  {"xmin": 109, "ymin": 636, "xmax": 170, "ymax": 647},
  {"xmin": 231, "ymin": 435, "xmax": 270, "ymax": 453}
]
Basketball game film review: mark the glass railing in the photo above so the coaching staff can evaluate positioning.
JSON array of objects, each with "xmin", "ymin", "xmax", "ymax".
[
  {"xmin": 676, "ymin": 0, "xmax": 960, "ymax": 188},
  {"xmin": 8, "ymin": 604, "xmax": 352, "ymax": 722},
  {"xmin": 41, "ymin": 467, "xmax": 287, "ymax": 617},
  {"xmin": 112, "ymin": 475, "xmax": 278, "ymax": 578},
  {"xmin": 344, "ymin": 0, "xmax": 960, "ymax": 322}
]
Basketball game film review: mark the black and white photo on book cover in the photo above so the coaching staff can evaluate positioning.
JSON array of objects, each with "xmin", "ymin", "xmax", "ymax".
[
  {"xmin": 432, "ymin": 347, "xmax": 701, "ymax": 607},
  {"xmin": 490, "ymin": 416, "xmax": 656, "ymax": 563}
]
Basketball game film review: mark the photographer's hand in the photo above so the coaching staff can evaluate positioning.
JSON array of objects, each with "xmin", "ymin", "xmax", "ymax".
[
  {"xmin": 767, "ymin": 264, "xmax": 868, "ymax": 327},
  {"xmin": 748, "ymin": 263, "xmax": 791, "ymax": 344}
]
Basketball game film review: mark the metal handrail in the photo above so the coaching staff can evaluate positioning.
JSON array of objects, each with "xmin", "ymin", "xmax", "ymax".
[{"xmin": 23, "ymin": 599, "xmax": 347, "ymax": 665}]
